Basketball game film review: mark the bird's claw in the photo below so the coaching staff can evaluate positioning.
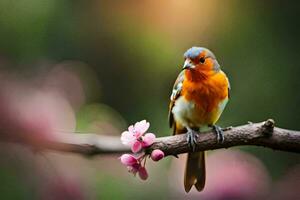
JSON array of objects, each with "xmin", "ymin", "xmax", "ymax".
[
  {"xmin": 212, "ymin": 125, "xmax": 224, "ymax": 143},
  {"xmin": 186, "ymin": 128, "xmax": 199, "ymax": 151}
]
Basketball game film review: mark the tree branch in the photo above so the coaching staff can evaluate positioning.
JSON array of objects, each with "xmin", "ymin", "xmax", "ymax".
[
  {"xmin": 2, "ymin": 119, "xmax": 300, "ymax": 156},
  {"xmin": 150, "ymin": 119, "xmax": 300, "ymax": 156}
]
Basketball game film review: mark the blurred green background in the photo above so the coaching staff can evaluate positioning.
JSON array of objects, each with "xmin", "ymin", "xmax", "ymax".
[{"xmin": 0, "ymin": 0, "xmax": 299, "ymax": 199}]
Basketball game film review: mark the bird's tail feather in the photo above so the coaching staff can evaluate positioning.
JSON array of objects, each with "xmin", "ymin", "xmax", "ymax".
[
  {"xmin": 184, "ymin": 151, "xmax": 206, "ymax": 192},
  {"xmin": 173, "ymin": 122, "xmax": 206, "ymax": 192}
]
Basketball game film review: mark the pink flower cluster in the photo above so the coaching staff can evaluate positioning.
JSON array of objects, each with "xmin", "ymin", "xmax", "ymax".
[
  {"xmin": 120, "ymin": 154, "xmax": 149, "ymax": 180},
  {"xmin": 121, "ymin": 120, "xmax": 155, "ymax": 153},
  {"xmin": 120, "ymin": 120, "xmax": 164, "ymax": 180}
]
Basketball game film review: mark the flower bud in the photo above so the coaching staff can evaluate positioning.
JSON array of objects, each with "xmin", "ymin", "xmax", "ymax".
[
  {"xmin": 138, "ymin": 167, "xmax": 148, "ymax": 180},
  {"xmin": 151, "ymin": 149, "xmax": 165, "ymax": 162}
]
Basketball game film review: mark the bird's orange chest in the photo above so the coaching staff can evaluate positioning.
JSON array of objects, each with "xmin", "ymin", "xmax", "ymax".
[{"xmin": 182, "ymin": 72, "xmax": 228, "ymax": 112}]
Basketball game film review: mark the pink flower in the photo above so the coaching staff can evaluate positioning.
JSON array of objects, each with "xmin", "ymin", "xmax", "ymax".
[
  {"xmin": 127, "ymin": 163, "xmax": 141, "ymax": 175},
  {"xmin": 138, "ymin": 167, "xmax": 148, "ymax": 180},
  {"xmin": 121, "ymin": 120, "xmax": 155, "ymax": 153},
  {"xmin": 119, "ymin": 120, "xmax": 161, "ymax": 181},
  {"xmin": 120, "ymin": 154, "xmax": 138, "ymax": 166},
  {"xmin": 120, "ymin": 153, "xmax": 148, "ymax": 180},
  {"xmin": 151, "ymin": 149, "xmax": 165, "ymax": 161}
]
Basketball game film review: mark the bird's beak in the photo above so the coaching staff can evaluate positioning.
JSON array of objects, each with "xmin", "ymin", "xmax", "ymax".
[{"xmin": 183, "ymin": 59, "xmax": 194, "ymax": 70}]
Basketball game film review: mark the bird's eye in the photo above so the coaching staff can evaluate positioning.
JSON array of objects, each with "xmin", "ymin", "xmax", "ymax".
[{"xmin": 199, "ymin": 57, "xmax": 205, "ymax": 63}]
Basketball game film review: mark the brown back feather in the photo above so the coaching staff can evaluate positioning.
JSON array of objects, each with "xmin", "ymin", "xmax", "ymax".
[{"xmin": 168, "ymin": 70, "xmax": 185, "ymax": 131}]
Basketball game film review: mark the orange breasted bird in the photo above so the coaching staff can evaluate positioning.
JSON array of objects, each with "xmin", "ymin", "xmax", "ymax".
[{"xmin": 168, "ymin": 47, "xmax": 230, "ymax": 192}]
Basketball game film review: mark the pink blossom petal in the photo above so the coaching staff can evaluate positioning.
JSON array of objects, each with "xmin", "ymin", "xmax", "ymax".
[
  {"xmin": 151, "ymin": 149, "xmax": 165, "ymax": 161},
  {"xmin": 134, "ymin": 120, "xmax": 150, "ymax": 135},
  {"xmin": 138, "ymin": 167, "xmax": 148, "ymax": 180},
  {"xmin": 133, "ymin": 132, "xmax": 143, "ymax": 138},
  {"xmin": 120, "ymin": 131, "xmax": 135, "ymax": 145},
  {"xmin": 120, "ymin": 154, "xmax": 137, "ymax": 166},
  {"xmin": 128, "ymin": 125, "xmax": 134, "ymax": 133},
  {"xmin": 131, "ymin": 141, "xmax": 142, "ymax": 153},
  {"xmin": 135, "ymin": 151, "xmax": 145, "ymax": 160},
  {"xmin": 142, "ymin": 133, "xmax": 156, "ymax": 147},
  {"xmin": 128, "ymin": 163, "xmax": 141, "ymax": 175}
]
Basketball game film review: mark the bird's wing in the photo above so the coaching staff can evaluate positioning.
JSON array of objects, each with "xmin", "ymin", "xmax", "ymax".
[
  {"xmin": 226, "ymin": 74, "xmax": 231, "ymax": 98},
  {"xmin": 221, "ymin": 70, "xmax": 231, "ymax": 99},
  {"xmin": 168, "ymin": 70, "xmax": 185, "ymax": 128}
]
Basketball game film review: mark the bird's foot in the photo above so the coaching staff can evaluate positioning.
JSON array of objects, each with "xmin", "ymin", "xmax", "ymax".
[
  {"xmin": 186, "ymin": 127, "xmax": 199, "ymax": 151},
  {"xmin": 211, "ymin": 125, "xmax": 224, "ymax": 143}
]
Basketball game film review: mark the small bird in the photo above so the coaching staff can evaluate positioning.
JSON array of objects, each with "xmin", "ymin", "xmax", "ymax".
[{"xmin": 168, "ymin": 47, "xmax": 230, "ymax": 192}]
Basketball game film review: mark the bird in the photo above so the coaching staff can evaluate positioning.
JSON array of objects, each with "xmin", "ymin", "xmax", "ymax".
[{"xmin": 168, "ymin": 47, "xmax": 230, "ymax": 192}]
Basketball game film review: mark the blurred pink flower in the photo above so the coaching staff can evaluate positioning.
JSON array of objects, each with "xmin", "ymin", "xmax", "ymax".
[
  {"xmin": 121, "ymin": 120, "xmax": 155, "ymax": 153},
  {"xmin": 151, "ymin": 149, "xmax": 165, "ymax": 161},
  {"xmin": 168, "ymin": 150, "xmax": 270, "ymax": 199},
  {"xmin": 0, "ymin": 75, "xmax": 77, "ymax": 147}
]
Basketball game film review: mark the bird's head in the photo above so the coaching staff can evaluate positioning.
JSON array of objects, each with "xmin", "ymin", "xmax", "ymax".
[{"xmin": 182, "ymin": 47, "xmax": 220, "ymax": 81}]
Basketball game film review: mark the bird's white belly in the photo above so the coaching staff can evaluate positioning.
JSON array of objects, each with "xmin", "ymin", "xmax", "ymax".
[
  {"xmin": 172, "ymin": 96, "xmax": 199, "ymax": 128},
  {"xmin": 172, "ymin": 96, "xmax": 228, "ymax": 129}
]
